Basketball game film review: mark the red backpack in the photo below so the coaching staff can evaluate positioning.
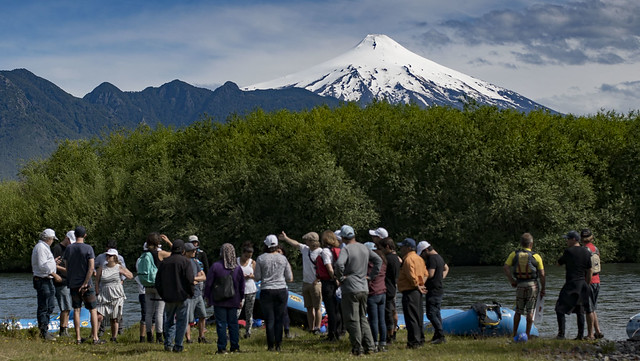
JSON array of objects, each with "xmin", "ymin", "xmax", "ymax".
[{"xmin": 316, "ymin": 247, "xmax": 340, "ymax": 280}]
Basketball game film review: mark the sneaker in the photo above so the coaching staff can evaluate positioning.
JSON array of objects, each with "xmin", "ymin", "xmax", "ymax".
[
  {"xmin": 230, "ymin": 348, "xmax": 241, "ymax": 353},
  {"xmin": 555, "ymin": 334, "xmax": 565, "ymax": 340},
  {"xmin": 147, "ymin": 332, "xmax": 153, "ymax": 343},
  {"xmin": 312, "ymin": 329, "xmax": 321, "ymax": 335},
  {"xmin": 185, "ymin": 339, "xmax": 193, "ymax": 344},
  {"xmin": 275, "ymin": 345, "xmax": 281, "ymax": 352},
  {"xmin": 165, "ymin": 346, "xmax": 173, "ymax": 352},
  {"xmin": 93, "ymin": 339, "xmax": 106, "ymax": 345},
  {"xmin": 43, "ymin": 332, "xmax": 56, "ymax": 341},
  {"xmin": 378, "ymin": 345, "xmax": 388, "ymax": 352},
  {"xmin": 431, "ymin": 337, "xmax": 446, "ymax": 344},
  {"xmin": 216, "ymin": 349, "xmax": 228, "ymax": 355},
  {"xmin": 156, "ymin": 333, "xmax": 164, "ymax": 344}
]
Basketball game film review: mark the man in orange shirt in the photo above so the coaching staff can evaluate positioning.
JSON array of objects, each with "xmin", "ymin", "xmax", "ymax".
[{"xmin": 396, "ymin": 238, "xmax": 428, "ymax": 349}]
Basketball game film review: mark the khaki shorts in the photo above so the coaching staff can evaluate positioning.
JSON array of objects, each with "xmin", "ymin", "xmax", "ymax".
[
  {"xmin": 515, "ymin": 282, "xmax": 538, "ymax": 315},
  {"xmin": 302, "ymin": 282, "xmax": 322, "ymax": 309}
]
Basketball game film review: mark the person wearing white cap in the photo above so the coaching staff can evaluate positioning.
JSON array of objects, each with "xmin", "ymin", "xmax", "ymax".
[
  {"xmin": 369, "ymin": 227, "xmax": 389, "ymax": 247},
  {"xmin": 334, "ymin": 225, "xmax": 382, "ymax": 356},
  {"xmin": 419, "ymin": 241, "xmax": 449, "ymax": 344},
  {"xmin": 51, "ymin": 230, "xmax": 75, "ymax": 337},
  {"xmin": 32, "ymin": 228, "xmax": 62, "ymax": 341},
  {"xmin": 96, "ymin": 249, "xmax": 133, "ymax": 343},
  {"xmin": 254, "ymin": 234, "xmax": 293, "ymax": 352}
]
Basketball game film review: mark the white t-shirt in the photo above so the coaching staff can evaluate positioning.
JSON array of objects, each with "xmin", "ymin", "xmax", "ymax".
[
  {"xmin": 299, "ymin": 244, "xmax": 323, "ymax": 284},
  {"xmin": 320, "ymin": 248, "xmax": 333, "ymax": 265}
]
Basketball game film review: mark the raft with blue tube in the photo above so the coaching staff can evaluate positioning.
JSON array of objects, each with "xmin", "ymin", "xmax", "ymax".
[{"xmin": 1, "ymin": 308, "xmax": 91, "ymax": 333}]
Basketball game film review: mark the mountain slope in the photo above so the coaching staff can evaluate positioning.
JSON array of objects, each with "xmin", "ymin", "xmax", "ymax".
[
  {"xmin": 0, "ymin": 70, "xmax": 339, "ymax": 179},
  {"xmin": 246, "ymin": 34, "xmax": 550, "ymax": 112}
]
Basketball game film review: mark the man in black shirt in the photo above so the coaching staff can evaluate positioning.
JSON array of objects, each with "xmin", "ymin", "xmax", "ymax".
[
  {"xmin": 381, "ymin": 237, "xmax": 401, "ymax": 343},
  {"xmin": 418, "ymin": 241, "xmax": 449, "ymax": 344},
  {"xmin": 555, "ymin": 230, "xmax": 594, "ymax": 340}
]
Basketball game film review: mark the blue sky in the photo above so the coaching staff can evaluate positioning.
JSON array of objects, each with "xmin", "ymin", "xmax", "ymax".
[{"xmin": 2, "ymin": 0, "xmax": 639, "ymax": 115}]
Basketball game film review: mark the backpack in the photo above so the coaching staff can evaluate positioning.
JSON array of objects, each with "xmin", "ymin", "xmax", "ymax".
[
  {"xmin": 316, "ymin": 247, "xmax": 341, "ymax": 280},
  {"xmin": 137, "ymin": 251, "xmax": 158, "ymax": 287},
  {"xmin": 586, "ymin": 245, "xmax": 601, "ymax": 274},
  {"xmin": 212, "ymin": 272, "xmax": 235, "ymax": 301}
]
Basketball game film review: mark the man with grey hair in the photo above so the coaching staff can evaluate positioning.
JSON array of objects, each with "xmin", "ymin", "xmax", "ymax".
[
  {"xmin": 279, "ymin": 231, "xmax": 324, "ymax": 333},
  {"xmin": 32, "ymin": 228, "xmax": 62, "ymax": 340},
  {"xmin": 335, "ymin": 225, "xmax": 382, "ymax": 356}
]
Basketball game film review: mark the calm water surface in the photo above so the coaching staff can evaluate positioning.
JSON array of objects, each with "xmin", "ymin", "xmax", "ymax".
[{"xmin": 2, "ymin": 263, "xmax": 638, "ymax": 340}]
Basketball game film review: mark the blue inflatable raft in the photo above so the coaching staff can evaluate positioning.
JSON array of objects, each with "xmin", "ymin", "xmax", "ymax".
[
  {"xmin": 423, "ymin": 303, "xmax": 539, "ymax": 337},
  {"xmin": 1, "ymin": 308, "xmax": 91, "ymax": 333}
]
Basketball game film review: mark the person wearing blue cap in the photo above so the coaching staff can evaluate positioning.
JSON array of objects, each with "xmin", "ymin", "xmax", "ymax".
[
  {"xmin": 554, "ymin": 231, "xmax": 594, "ymax": 340},
  {"xmin": 334, "ymin": 225, "xmax": 382, "ymax": 356},
  {"xmin": 396, "ymin": 237, "xmax": 428, "ymax": 349}
]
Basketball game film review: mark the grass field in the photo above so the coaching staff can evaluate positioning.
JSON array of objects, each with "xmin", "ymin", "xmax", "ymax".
[{"xmin": 0, "ymin": 324, "xmax": 602, "ymax": 361}]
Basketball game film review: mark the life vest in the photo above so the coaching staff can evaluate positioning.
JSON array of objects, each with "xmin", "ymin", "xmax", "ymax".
[
  {"xmin": 316, "ymin": 247, "xmax": 340, "ymax": 281},
  {"xmin": 512, "ymin": 249, "xmax": 539, "ymax": 281}
]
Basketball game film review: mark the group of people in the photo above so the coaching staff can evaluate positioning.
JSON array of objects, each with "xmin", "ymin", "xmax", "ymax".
[
  {"xmin": 503, "ymin": 229, "xmax": 603, "ymax": 341},
  {"xmin": 31, "ymin": 223, "xmax": 604, "ymax": 354},
  {"xmin": 276, "ymin": 225, "xmax": 450, "ymax": 355}
]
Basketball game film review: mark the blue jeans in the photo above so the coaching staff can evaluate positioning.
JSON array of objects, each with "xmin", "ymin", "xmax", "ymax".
[
  {"xmin": 259, "ymin": 288, "xmax": 288, "ymax": 349},
  {"xmin": 33, "ymin": 277, "xmax": 56, "ymax": 334},
  {"xmin": 163, "ymin": 300, "xmax": 189, "ymax": 351},
  {"xmin": 425, "ymin": 293, "xmax": 444, "ymax": 340},
  {"xmin": 367, "ymin": 293, "xmax": 387, "ymax": 345},
  {"xmin": 214, "ymin": 306, "xmax": 240, "ymax": 352}
]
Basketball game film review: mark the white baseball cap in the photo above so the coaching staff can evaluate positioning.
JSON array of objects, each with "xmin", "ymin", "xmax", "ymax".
[
  {"xmin": 66, "ymin": 230, "xmax": 76, "ymax": 244},
  {"xmin": 416, "ymin": 241, "xmax": 431, "ymax": 256},
  {"xmin": 368, "ymin": 227, "xmax": 389, "ymax": 239},
  {"xmin": 264, "ymin": 234, "xmax": 278, "ymax": 247}
]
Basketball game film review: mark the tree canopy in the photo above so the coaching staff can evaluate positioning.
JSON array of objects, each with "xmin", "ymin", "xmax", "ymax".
[{"xmin": 1, "ymin": 102, "xmax": 639, "ymax": 271}]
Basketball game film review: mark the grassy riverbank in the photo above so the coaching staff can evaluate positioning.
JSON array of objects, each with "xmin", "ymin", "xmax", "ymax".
[{"xmin": 0, "ymin": 324, "xmax": 608, "ymax": 361}]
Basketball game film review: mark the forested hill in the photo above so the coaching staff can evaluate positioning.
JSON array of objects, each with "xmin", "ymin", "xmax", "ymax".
[
  {"xmin": 0, "ymin": 103, "xmax": 639, "ymax": 271},
  {"xmin": 0, "ymin": 69, "xmax": 339, "ymax": 179}
]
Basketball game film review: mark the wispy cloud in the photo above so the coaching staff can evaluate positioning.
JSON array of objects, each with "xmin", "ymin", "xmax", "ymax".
[{"xmin": 436, "ymin": 0, "xmax": 640, "ymax": 65}]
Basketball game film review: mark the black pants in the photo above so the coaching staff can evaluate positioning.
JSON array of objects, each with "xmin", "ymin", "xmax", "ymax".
[
  {"xmin": 260, "ymin": 288, "xmax": 288, "ymax": 348},
  {"xmin": 425, "ymin": 293, "xmax": 444, "ymax": 340},
  {"xmin": 401, "ymin": 289, "xmax": 424, "ymax": 347},
  {"xmin": 321, "ymin": 280, "xmax": 341, "ymax": 340},
  {"xmin": 556, "ymin": 311, "xmax": 585, "ymax": 338}
]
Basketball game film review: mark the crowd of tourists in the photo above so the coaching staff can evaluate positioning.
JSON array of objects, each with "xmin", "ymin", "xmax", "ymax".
[{"xmin": 30, "ymin": 223, "xmax": 602, "ymax": 353}]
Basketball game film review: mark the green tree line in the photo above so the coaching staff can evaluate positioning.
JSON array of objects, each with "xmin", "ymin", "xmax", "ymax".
[{"xmin": 1, "ymin": 102, "xmax": 639, "ymax": 271}]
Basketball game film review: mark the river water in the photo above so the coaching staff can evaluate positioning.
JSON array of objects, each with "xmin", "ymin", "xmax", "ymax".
[{"xmin": 1, "ymin": 263, "xmax": 637, "ymax": 340}]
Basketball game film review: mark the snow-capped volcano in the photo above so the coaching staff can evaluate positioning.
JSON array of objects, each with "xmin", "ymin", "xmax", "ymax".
[{"xmin": 246, "ymin": 34, "xmax": 549, "ymax": 112}]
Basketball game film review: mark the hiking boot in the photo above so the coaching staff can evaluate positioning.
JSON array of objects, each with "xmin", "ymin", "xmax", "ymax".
[
  {"xmin": 139, "ymin": 336, "xmax": 145, "ymax": 343},
  {"xmin": 156, "ymin": 333, "xmax": 164, "ymax": 344},
  {"xmin": 42, "ymin": 332, "xmax": 56, "ymax": 341},
  {"xmin": 146, "ymin": 332, "xmax": 153, "ymax": 343},
  {"xmin": 431, "ymin": 337, "xmax": 446, "ymax": 344},
  {"xmin": 58, "ymin": 328, "xmax": 70, "ymax": 337},
  {"xmin": 555, "ymin": 334, "xmax": 565, "ymax": 340}
]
